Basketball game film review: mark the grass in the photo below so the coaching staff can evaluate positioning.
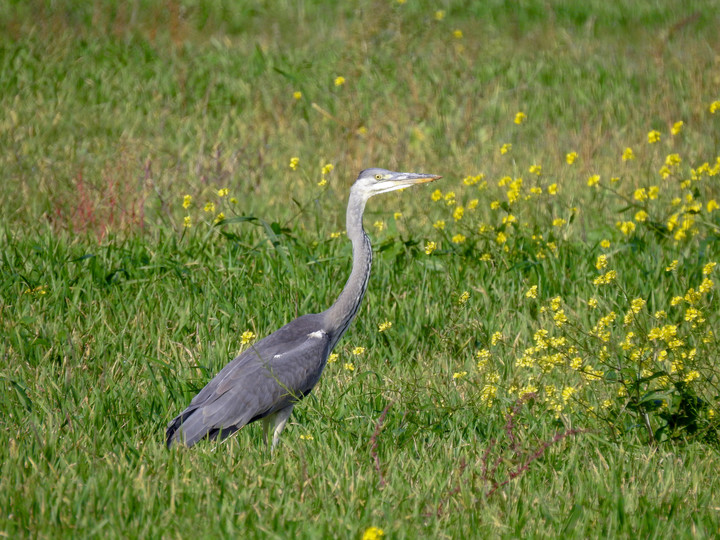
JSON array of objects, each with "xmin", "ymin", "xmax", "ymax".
[{"xmin": 2, "ymin": 1, "xmax": 720, "ymax": 537}]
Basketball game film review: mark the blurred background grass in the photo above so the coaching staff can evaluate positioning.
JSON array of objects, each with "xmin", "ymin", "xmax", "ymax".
[{"xmin": 2, "ymin": 0, "xmax": 718, "ymax": 230}]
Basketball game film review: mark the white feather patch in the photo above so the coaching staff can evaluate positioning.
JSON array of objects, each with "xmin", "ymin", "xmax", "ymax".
[{"xmin": 307, "ymin": 330, "xmax": 326, "ymax": 339}]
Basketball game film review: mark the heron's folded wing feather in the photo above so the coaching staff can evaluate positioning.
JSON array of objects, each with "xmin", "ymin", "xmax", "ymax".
[
  {"xmin": 187, "ymin": 314, "xmax": 324, "ymax": 407},
  {"xmin": 192, "ymin": 329, "xmax": 332, "ymax": 430}
]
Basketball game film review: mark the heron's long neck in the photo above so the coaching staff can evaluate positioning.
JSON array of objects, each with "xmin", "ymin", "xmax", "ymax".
[{"xmin": 323, "ymin": 190, "xmax": 372, "ymax": 348}]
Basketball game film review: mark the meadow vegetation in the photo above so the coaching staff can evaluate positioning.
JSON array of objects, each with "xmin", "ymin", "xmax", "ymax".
[{"xmin": 2, "ymin": 1, "xmax": 720, "ymax": 537}]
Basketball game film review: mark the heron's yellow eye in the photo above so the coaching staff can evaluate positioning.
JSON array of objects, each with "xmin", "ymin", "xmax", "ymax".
[{"xmin": 375, "ymin": 174, "xmax": 382, "ymax": 180}]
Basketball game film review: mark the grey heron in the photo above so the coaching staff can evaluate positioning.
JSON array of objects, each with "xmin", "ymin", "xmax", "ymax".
[{"xmin": 166, "ymin": 168, "xmax": 441, "ymax": 450}]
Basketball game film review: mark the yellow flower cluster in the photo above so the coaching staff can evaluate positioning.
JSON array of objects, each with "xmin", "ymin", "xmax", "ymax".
[
  {"xmin": 593, "ymin": 270, "xmax": 617, "ymax": 286},
  {"xmin": 408, "ymin": 102, "xmax": 720, "ymax": 433}
]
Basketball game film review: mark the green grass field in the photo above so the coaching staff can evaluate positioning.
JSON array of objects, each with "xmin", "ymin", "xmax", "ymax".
[{"xmin": 2, "ymin": 1, "xmax": 720, "ymax": 537}]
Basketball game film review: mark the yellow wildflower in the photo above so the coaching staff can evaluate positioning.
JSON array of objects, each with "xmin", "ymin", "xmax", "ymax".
[
  {"xmin": 431, "ymin": 189, "xmax": 442, "ymax": 202},
  {"xmin": 453, "ymin": 206, "xmax": 464, "ymax": 221},
  {"xmin": 622, "ymin": 147, "xmax": 635, "ymax": 161},
  {"xmin": 595, "ymin": 254, "xmax": 608, "ymax": 270},
  {"xmin": 241, "ymin": 330, "xmax": 256, "ymax": 344},
  {"xmin": 214, "ymin": 212, "xmax": 225, "ymax": 224},
  {"xmin": 593, "ymin": 270, "xmax": 617, "ymax": 286},
  {"xmin": 633, "ymin": 188, "xmax": 647, "ymax": 201},
  {"xmin": 647, "ymin": 324, "xmax": 678, "ymax": 342},
  {"xmin": 378, "ymin": 321, "xmax": 392, "ymax": 332},
  {"xmin": 514, "ymin": 112, "xmax": 527, "ymax": 125},
  {"xmin": 710, "ymin": 100, "xmax": 720, "ymax": 114},
  {"xmin": 217, "ymin": 188, "xmax": 229, "ymax": 197},
  {"xmin": 458, "ymin": 291, "xmax": 470, "ymax": 304},
  {"xmin": 630, "ymin": 298, "xmax": 646, "ymax": 313},
  {"xmin": 562, "ymin": 386, "xmax": 576, "ymax": 404},
  {"xmin": 665, "ymin": 153, "xmax": 681, "ymax": 167},
  {"xmin": 500, "ymin": 143, "xmax": 512, "ymax": 155},
  {"xmin": 433, "ymin": 220, "xmax": 445, "ymax": 230},
  {"xmin": 671, "ymin": 121, "xmax": 684, "ymax": 135},
  {"xmin": 548, "ymin": 183, "xmax": 558, "ymax": 195},
  {"xmin": 587, "ymin": 174, "xmax": 600, "ymax": 187},
  {"xmin": 480, "ymin": 384, "xmax": 497, "ymax": 405},
  {"xmin": 684, "ymin": 306, "xmax": 704, "ymax": 324},
  {"xmin": 334, "ymin": 76, "xmax": 345, "ymax": 86},
  {"xmin": 352, "ymin": 347, "xmax": 365, "ymax": 355},
  {"xmin": 491, "ymin": 331, "xmax": 504, "ymax": 346},
  {"xmin": 451, "ymin": 234, "xmax": 466, "ymax": 244},
  {"xmin": 665, "ymin": 260, "xmax": 678, "ymax": 272},
  {"xmin": 588, "ymin": 297, "xmax": 599, "ymax": 308},
  {"xmin": 453, "ymin": 371, "xmax": 468, "ymax": 380},
  {"xmin": 647, "ymin": 130, "xmax": 661, "ymax": 143},
  {"xmin": 183, "ymin": 216, "xmax": 192, "ymax": 228},
  {"xmin": 289, "ymin": 157, "xmax": 300, "ymax": 170},
  {"xmin": 182, "ymin": 194, "xmax": 192, "ymax": 209},
  {"xmin": 328, "ymin": 353, "xmax": 339, "ymax": 363},
  {"xmin": 293, "ymin": 91, "xmax": 302, "ymax": 100},
  {"xmin": 617, "ymin": 221, "xmax": 635, "ymax": 235},
  {"xmin": 699, "ymin": 277, "xmax": 713, "ymax": 293},
  {"xmin": 204, "ymin": 202, "xmax": 215, "ymax": 213},
  {"xmin": 344, "ymin": 363, "xmax": 355, "ymax": 371},
  {"xmin": 424, "ymin": 241, "xmax": 437, "ymax": 255},
  {"xmin": 600, "ymin": 239, "xmax": 611, "ymax": 249},
  {"xmin": 435, "ymin": 10, "xmax": 446, "ymax": 20},
  {"xmin": 529, "ymin": 164, "xmax": 542, "ymax": 175},
  {"xmin": 453, "ymin": 29, "xmax": 463, "ymax": 39},
  {"xmin": 702, "ymin": 262, "xmax": 716, "ymax": 275},
  {"xmin": 566, "ymin": 152, "xmax": 578, "ymax": 164},
  {"xmin": 525, "ymin": 285, "xmax": 538, "ymax": 299},
  {"xmin": 707, "ymin": 200, "xmax": 719, "ymax": 212},
  {"xmin": 634, "ymin": 210, "xmax": 648, "ymax": 222},
  {"xmin": 552, "ymin": 218, "xmax": 566, "ymax": 227}
]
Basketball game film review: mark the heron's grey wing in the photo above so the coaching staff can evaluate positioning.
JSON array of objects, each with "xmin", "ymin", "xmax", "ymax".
[
  {"xmin": 184, "ymin": 313, "xmax": 324, "ymax": 408},
  {"xmin": 201, "ymin": 329, "xmax": 331, "ymax": 425},
  {"xmin": 167, "ymin": 323, "xmax": 331, "ymax": 447}
]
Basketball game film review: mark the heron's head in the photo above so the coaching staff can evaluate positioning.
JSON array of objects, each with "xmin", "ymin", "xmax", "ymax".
[{"xmin": 353, "ymin": 168, "xmax": 442, "ymax": 198}]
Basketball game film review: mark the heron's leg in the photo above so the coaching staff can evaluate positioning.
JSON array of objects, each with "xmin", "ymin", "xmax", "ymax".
[
  {"xmin": 262, "ymin": 416, "xmax": 272, "ymax": 448},
  {"xmin": 270, "ymin": 405, "xmax": 294, "ymax": 452}
]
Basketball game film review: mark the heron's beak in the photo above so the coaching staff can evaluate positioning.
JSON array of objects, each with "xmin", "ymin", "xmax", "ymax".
[
  {"xmin": 407, "ymin": 174, "xmax": 442, "ymax": 184},
  {"xmin": 372, "ymin": 172, "xmax": 442, "ymax": 195},
  {"xmin": 394, "ymin": 173, "xmax": 442, "ymax": 189}
]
